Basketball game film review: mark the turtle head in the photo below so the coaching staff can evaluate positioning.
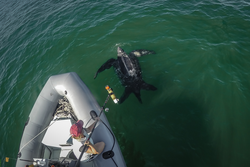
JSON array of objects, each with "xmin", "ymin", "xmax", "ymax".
[{"xmin": 117, "ymin": 47, "xmax": 125, "ymax": 57}]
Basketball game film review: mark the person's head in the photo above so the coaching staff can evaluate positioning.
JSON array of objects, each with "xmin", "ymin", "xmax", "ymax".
[{"xmin": 70, "ymin": 120, "xmax": 84, "ymax": 139}]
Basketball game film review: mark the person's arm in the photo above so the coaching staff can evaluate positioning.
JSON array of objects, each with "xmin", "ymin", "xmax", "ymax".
[{"xmin": 86, "ymin": 117, "xmax": 100, "ymax": 133}]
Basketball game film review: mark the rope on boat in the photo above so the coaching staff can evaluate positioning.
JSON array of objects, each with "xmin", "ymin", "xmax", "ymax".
[
  {"xmin": 18, "ymin": 117, "xmax": 59, "ymax": 155},
  {"xmin": 18, "ymin": 96, "xmax": 76, "ymax": 157},
  {"xmin": 100, "ymin": 120, "xmax": 118, "ymax": 167}
]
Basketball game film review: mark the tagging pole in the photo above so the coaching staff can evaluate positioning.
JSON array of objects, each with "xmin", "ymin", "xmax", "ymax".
[{"xmin": 74, "ymin": 85, "xmax": 118, "ymax": 167}]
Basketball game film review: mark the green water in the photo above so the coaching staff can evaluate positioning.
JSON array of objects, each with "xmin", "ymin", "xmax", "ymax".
[{"xmin": 1, "ymin": 0, "xmax": 250, "ymax": 166}]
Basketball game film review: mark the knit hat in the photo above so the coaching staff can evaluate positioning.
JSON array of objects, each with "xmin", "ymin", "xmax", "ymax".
[{"xmin": 70, "ymin": 120, "xmax": 83, "ymax": 137}]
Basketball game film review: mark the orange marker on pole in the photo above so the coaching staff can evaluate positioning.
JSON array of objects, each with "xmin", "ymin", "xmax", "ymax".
[{"xmin": 105, "ymin": 85, "xmax": 119, "ymax": 104}]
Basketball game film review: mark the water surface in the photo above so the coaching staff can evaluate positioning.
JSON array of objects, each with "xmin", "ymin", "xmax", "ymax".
[{"xmin": 1, "ymin": 0, "xmax": 250, "ymax": 166}]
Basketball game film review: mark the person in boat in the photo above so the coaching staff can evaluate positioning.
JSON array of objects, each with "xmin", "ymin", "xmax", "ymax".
[{"xmin": 70, "ymin": 119, "xmax": 105, "ymax": 155}]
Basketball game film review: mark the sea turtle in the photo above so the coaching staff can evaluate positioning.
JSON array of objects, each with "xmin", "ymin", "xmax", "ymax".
[{"xmin": 94, "ymin": 47, "xmax": 157, "ymax": 104}]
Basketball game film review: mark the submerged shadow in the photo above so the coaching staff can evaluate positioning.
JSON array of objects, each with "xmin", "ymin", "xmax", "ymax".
[
  {"xmin": 114, "ymin": 131, "xmax": 146, "ymax": 167},
  {"xmin": 152, "ymin": 96, "xmax": 219, "ymax": 167}
]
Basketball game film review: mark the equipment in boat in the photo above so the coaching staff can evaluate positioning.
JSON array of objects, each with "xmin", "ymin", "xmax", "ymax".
[{"xmin": 16, "ymin": 72, "xmax": 126, "ymax": 167}]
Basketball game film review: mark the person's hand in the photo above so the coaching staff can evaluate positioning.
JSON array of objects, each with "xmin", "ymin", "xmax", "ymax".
[{"xmin": 84, "ymin": 141, "xmax": 90, "ymax": 146}]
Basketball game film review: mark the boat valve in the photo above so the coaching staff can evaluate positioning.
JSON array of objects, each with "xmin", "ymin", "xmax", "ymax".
[{"xmin": 105, "ymin": 85, "xmax": 119, "ymax": 104}]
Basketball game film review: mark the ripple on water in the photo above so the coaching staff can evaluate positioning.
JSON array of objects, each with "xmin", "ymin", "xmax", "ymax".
[{"xmin": 1, "ymin": 0, "xmax": 250, "ymax": 166}]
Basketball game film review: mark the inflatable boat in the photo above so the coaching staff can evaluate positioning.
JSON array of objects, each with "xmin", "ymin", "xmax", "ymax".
[{"xmin": 16, "ymin": 72, "xmax": 126, "ymax": 167}]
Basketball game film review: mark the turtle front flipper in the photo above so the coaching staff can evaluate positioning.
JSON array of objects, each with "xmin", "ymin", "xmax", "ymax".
[
  {"xmin": 94, "ymin": 58, "xmax": 116, "ymax": 79},
  {"xmin": 129, "ymin": 49, "xmax": 156, "ymax": 57}
]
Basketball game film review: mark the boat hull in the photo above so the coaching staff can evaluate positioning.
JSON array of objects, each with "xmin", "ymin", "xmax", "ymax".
[{"xmin": 16, "ymin": 72, "xmax": 126, "ymax": 167}]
